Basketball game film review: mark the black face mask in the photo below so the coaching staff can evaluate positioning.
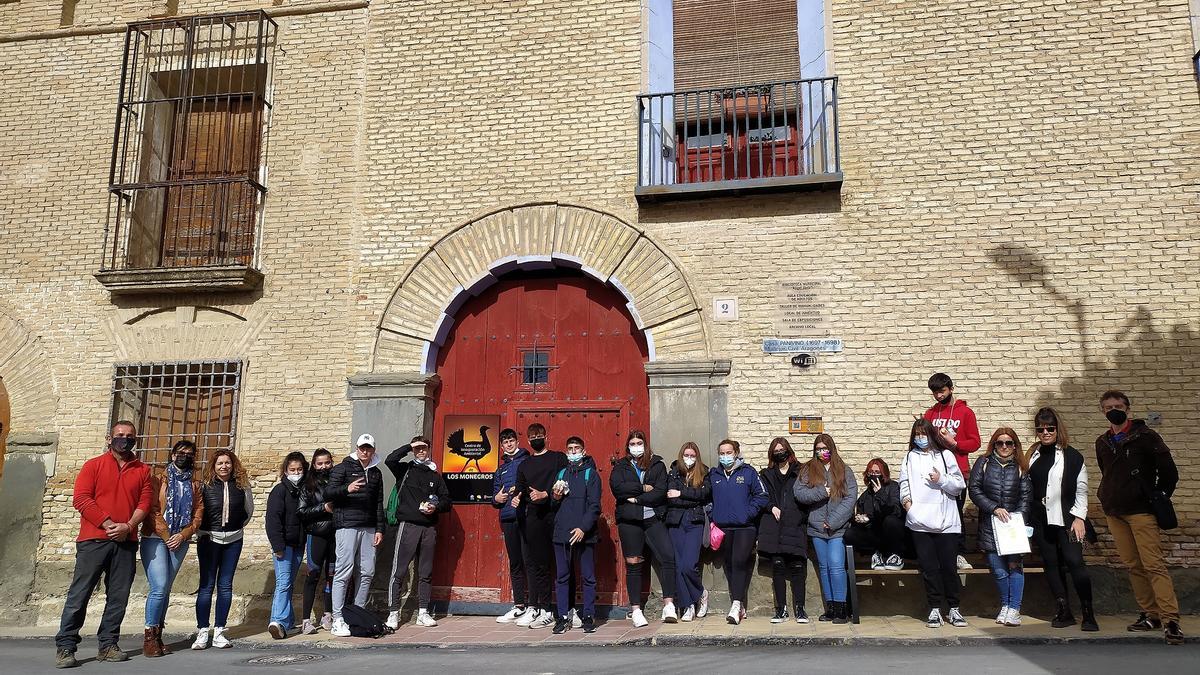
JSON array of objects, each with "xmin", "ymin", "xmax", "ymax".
[
  {"xmin": 937, "ymin": 395, "xmax": 952, "ymax": 406},
  {"xmin": 173, "ymin": 457, "xmax": 194, "ymax": 472},
  {"xmin": 1105, "ymin": 409, "xmax": 1128, "ymax": 426},
  {"xmin": 314, "ymin": 468, "xmax": 331, "ymax": 479},
  {"xmin": 770, "ymin": 451, "xmax": 788, "ymax": 461},
  {"xmin": 530, "ymin": 438, "xmax": 546, "ymax": 452},
  {"xmin": 111, "ymin": 437, "xmax": 136, "ymax": 454}
]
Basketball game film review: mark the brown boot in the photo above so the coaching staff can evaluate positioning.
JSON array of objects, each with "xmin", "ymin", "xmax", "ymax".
[
  {"xmin": 143, "ymin": 628, "xmax": 164, "ymax": 658},
  {"xmin": 155, "ymin": 626, "xmax": 171, "ymax": 655}
]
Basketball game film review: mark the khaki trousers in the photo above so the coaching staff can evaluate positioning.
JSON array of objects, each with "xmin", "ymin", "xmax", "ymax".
[{"xmin": 1106, "ymin": 513, "xmax": 1179, "ymax": 622}]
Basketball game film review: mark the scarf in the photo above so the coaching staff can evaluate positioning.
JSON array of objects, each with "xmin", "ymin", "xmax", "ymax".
[{"xmin": 164, "ymin": 463, "xmax": 193, "ymax": 535}]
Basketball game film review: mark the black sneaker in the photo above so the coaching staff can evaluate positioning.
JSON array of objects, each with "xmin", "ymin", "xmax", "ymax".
[
  {"xmin": 54, "ymin": 650, "xmax": 78, "ymax": 669},
  {"xmin": 1128, "ymin": 613, "xmax": 1162, "ymax": 632},
  {"xmin": 581, "ymin": 615, "xmax": 596, "ymax": 633},
  {"xmin": 770, "ymin": 607, "xmax": 788, "ymax": 624},
  {"xmin": 1165, "ymin": 621, "xmax": 1184, "ymax": 645},
  {"xmin": 552, "ymin": 617, "xmax": 570, "ymax": 634},
  {"xmin": 795, "ymin": 607, "xmax": 809, "ymax": 624}
]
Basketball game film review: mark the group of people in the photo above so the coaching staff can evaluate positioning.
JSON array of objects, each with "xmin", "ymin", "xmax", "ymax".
[{"xmin": 50, "ymin": 375, "xmax": 1184, "ymax": 668}]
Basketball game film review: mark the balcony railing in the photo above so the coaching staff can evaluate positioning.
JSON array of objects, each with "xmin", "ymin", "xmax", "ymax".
[
  {"xmin": 98, "ymin": 11, "xmax": 276, "ymax": 293},
  {"xmin": 636, "ymin": 77, "xmax": 841, "ymax": 200}
]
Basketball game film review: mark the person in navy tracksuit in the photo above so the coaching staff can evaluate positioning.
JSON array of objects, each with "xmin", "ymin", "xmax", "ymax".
[
  {"xmin": 709, "ymin": 438, "xmax": 769, "ymax": 625},
  {"xmin": 550, "ymin": 436, "xmax": 602, "ymax": 634},
  {"xmin": 491, "ymin": 428, "xmax": 532, "ymax": 624}
]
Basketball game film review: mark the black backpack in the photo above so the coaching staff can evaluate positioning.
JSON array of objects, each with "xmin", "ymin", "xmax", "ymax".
[{"xmin": 341, "ymin": 603, "xmax": 392, "ymax": 638}]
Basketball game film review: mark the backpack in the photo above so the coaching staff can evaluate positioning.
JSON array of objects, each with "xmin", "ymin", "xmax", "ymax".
[
  {"xmin": 556, "ymin": 467, "xmax": 591, "ymax": 484},
  {"xmin": 341, "ymin": 603, "xmax": 393, "ymax": 638}
]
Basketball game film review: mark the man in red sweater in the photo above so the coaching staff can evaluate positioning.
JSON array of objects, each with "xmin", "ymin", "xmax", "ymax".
[
  {"xmin": 923, "ymin": 373, "xmax": 981, "ymax": 569},
  {"xmin": 54, "ymin": 420, "xmax": 152, "ymax": 669}
]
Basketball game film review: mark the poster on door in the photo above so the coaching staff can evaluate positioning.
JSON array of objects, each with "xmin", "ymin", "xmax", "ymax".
[{"xmin": 441, "ymin": 415, "xmax": 500, "ymax": 503}]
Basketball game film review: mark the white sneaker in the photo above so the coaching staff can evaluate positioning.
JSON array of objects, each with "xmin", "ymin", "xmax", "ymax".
[
  {"xmin": 927, "ymin": 609, "xmax": 943, "ymax": 628},
  {"xmin": 416, "ymin": 610, "xmax": 437, "ymax": 627},
  {"xmin": 996, "ymin": 606, "xmax": 1010, "ymax": 624},
  {"xmin": 661, "ymin": 602, "xmax": 679, "ymax": 623},
  {"xmin": 956, "ymin": 555, "xmax": 973, "ymax": 570},
  {"xmin": 528, "ymin": 609, "xmax": 554, "ymax": 630},
  {"xmin": 884, "ymin": 554, "xmax": 904, "ymax": 570},
  {"xmin": 696, "ymin": 590, "xmax": 709, "ymax": 618},
  {"xmin": 321, "ymin": 613, "xmax": 333, "ymax": 631},
  {"xmin": 497, "ymin": 606, "xmax": 527, "ymax": 623},
  {"xmin": 331, "ymin": 618, "xmax": 351, "ymax": 637},
  {"xmin": 191, "ymin": 628, "xmax": 210, "ymax": 650},
  {"xmin": 1004, "ymin": 607, "xmax": 1022, "ymax": 626},
  {"xmin": 948, "ymin": 607, "xmax": 968, "ymax": 627},
  {"xmin": 681, "ymin": 606, "xmax": 695, "ymax": 622},
  {"xmin": 568, "ymin": 608, "xmax": 582, "ymax": 629},
  {"xmin": 870, "ymin": 552, "xmax": 885, "ymax": 570},
  {"xmin": 385, "ymin": 611, "xmax": 401, "ymax": 630},
  {"xmin": 300, "ymin": 619, "xmax": 317, "ymax": 635},
  {"xmin": 515, "ymin": 608, "xmax": 538, "ymax": 627},
  {"xmin": 630, "ymin": 607, "xmax": 649, "ymax": 628},
  {"xmin": 211, "ymin": 626, "xmax": 231, "ymax": 648},
  {"xmin": 726, "ymin": 600, "xmax": 743, "ymax": 625},
  {"xmin": 268, "ymin": 621, "xmax": 286, "ymax": 639}
]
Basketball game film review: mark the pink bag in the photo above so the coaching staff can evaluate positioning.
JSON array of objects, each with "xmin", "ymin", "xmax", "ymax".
[{"xmin": 708, "ymin": 522, "xmax": 725, "ymax": 550}]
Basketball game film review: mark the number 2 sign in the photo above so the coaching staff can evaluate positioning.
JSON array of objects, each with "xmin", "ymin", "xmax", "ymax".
[{"xmin": 713, "ymin": 298, "xmax": 739, "ymax": 321}]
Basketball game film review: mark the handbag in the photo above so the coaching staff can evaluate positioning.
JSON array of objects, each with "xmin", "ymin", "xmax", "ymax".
[
  {"xmin": 1131, "ymin": 466, "xmax": 1178, "ymax": 530},
  {"xmin": 708, "ymin": 522, "xmax": 725, "ymax": 550}
]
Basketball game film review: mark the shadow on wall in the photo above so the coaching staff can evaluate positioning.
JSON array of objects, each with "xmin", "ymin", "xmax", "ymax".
[{"xmin": 989, "ymin": 244, "xmax": 1199, "ymax": 613}]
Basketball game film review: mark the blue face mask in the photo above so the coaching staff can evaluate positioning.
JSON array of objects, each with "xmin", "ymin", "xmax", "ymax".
[
  {"xmin": 913, "ymin": 435, "xmax": 930, "ymax": 450},
  {"xmin": 718, "ymin": 455, "xmax": 735, "ymax": 467},
  {"xmin": 567, "ymin": 452, "xmax": 584, "ymax": 464}
]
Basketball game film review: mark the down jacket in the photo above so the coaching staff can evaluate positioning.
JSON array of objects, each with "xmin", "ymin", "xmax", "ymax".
[
  {"xmin": 793, "ymin": 463, "xmax": 857, "ymax": 539},
  {"xmin": 967, "ymin": 453, "xmax": 1031, "ymax": 553},
  {"xmin": 664, "ymin": 461, "xmax": 711, "ymax": 527},
  {"xmin": 757, "ymin": 463, "xmax": 808, "ymax": 557}
]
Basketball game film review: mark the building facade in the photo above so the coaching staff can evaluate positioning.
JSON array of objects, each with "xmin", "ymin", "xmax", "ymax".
[{"xmin": 1, "ymin": 0, "xmax": 1198, "ymax": 624}]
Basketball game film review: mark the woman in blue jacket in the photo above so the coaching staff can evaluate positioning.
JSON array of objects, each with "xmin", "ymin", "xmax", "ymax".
[
  {"xmin": 709, "ymin": 438, "xmax": 769, "ymax": 625},
  {"xmin": 794, "ymin": 434, "xmax": 857, "ymax": 624},
  {"xmin": 550, "ymin": 436, "xmax": 602, "ymax": 634}
]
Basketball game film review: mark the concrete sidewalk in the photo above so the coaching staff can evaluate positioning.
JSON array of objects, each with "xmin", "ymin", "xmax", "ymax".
[{"xmin": 3, "ymin": 613, "xmax": 1190, "ymax": 650}]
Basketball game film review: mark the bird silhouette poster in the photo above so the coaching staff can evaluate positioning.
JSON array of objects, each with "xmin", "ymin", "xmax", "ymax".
[{"xmin": 441, "ymin": 415, "xmax": 500, "ymax": 503}]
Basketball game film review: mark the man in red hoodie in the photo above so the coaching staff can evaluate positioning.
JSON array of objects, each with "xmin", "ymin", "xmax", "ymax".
[
  {"xmin": 54, "ymin": 420, "xmax": 152, "ymax": 669},
  {"xmin": 923, "ymin": 373, "xmax": 980, "ymax": 570}
]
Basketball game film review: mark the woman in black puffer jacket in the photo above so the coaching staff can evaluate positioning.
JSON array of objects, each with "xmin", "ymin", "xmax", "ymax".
[
  {"xmin": 297, "ymin": 449, "xmax": 335, "ymax": 634},
  {"xmin": 758, "ymin": 438, "xmax": 809, "ymax": 624},
  {"xmin": 968, "ymin": 427, "xmax": 1031, "ymax": 627},
  {"xmin": 664, "ymin": 443, "xmax": 711, "ymax": 622}
]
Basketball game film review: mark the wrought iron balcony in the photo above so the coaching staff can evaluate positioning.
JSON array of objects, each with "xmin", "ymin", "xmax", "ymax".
[
  {"xmin": 97, "ymin": 11, "xmax": 277, "ymax": 293},
  {"xmin": 636, "ymin": 77, "xmax": 842, "ymax": 200}
]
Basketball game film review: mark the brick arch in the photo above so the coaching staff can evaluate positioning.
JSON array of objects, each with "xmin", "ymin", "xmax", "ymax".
[
  {"xmin": 373, "ymin": 202, "xmax": 709, "ymax": 373},
  {"xmin": 0, "ymin": 308, "xmax": 59, "ymax": 435}
]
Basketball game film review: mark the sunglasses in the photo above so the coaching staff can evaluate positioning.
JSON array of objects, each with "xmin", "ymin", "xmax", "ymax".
[
  {"xmin": 993, "ymin": 440, "xmax": 1016, "ymax": 448},
  {"xmin": 1035, "ymin": 426, "xmax": 1056, "ymax": 433}
]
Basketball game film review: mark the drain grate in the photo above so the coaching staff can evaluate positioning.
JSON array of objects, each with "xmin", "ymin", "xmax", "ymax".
[{"xmin": 244, "ymin": 653, "xmax": 328, "ymax": 665}]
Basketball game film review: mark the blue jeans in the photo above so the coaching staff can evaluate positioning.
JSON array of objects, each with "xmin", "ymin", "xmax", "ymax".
[
  {"xmin": 196, "ymin": 537, "xmax": 244, "ymax": 628},
  {"xmin": 271, "ymin": 545, "xmax": 304, "ymax": 627},
  {"xmin": 140, "ymin": 537, "xmax": 190, "ymax": 628},
  {"xmin": 554, "ymin": 542, "xmax": 596, "ymax": 619},
  {"xmin": 987, "ymin": 552, "xmax": 1025, "ymax": 610},
  {"xmin": 811, "ymin": 536, "xmax": 848, "ymax": 602},
  {"xmin": 668, "ymin": 520, "xmax": 705, "ymax": 608}
]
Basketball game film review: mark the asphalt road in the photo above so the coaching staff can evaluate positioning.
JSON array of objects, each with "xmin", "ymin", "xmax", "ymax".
[{"xmin": 5, "ymin": 642, "xmax": 1193, "ymax": 674}]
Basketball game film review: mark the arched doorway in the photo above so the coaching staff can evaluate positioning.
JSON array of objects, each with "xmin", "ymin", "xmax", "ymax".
[
  {"xmin": 0, "ymin": 377, "xmax": 8, "ymax": 483},
  {"xmin": 430, "ymin": 270, "xmax": 650, "ymax": 612}
]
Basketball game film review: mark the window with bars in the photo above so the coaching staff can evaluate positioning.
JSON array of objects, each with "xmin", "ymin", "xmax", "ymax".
[
  {"xmin": 110, "ymin": 360, "xmax": 243, "ymax": 466},
  {"xmin": 104, "ymin": 11, "xmax": 277, "ymax": 272},
  {"xmin": 521, "ymin": 351, "xmax": 551, "ymax": 385}
]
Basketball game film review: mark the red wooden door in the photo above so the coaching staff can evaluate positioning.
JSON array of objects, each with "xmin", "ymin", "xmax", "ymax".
[{"xmin": 432, "ymin": 273, "xmax": 650, "ymax": 609}]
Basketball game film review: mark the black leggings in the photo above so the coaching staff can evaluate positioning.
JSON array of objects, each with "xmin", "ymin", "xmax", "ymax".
[
  {"xmin": 1033, "ymin": 524, "xmax": 1093, "ymax": 605},
  {"xmin": 618, "ymin": 518, "xmax": 677, "ymax": 605},
  {"xmin": 302, "ymin": 534, "xmax": 335, "ymax": 620},
  {"xmin": 522, "ymin": 515, "xmax": 555, "ymax": 611},
  {"xmin": 911, "ymin": 530, "xmax": 960, "ymax": 610},
  {"xmin": 768, "ymin": 553, "xmax": 807, "ymax": 610},
  {"xmin": 721, "ymin": 526, "xmax": 757, "ymax": 604}
]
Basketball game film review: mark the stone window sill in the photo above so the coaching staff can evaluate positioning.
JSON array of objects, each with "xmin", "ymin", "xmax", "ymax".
[{"xmin": 94, "ymin": 265, "xmax": 264, "ymax": 295}]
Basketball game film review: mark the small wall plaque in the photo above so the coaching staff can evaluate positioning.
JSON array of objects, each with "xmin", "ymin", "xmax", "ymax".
[{"xmin": 789, "ymin": 415, "xmax": 824, "ymax": 434}]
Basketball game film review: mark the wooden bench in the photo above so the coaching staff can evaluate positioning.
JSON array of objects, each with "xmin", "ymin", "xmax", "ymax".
[{"xmin": 844, "ymin": 544, "xmax": 1044, "ymax": 623}]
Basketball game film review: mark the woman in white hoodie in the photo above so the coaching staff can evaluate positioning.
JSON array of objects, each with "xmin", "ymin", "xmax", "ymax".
[{"xmin": 900, "ymin": 418, "xmax": 967, "ymax": 628}]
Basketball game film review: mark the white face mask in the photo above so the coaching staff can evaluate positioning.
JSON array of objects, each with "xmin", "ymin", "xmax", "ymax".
[
  {"xmin": 286, "ymin": 474, "xmax": 302, "ymax": 485},
  {"xmin": 567, "ymin": 452, "xmax": 584, "ymax": 464},
  {"xmin": 682, "ymin": 456, "xmax": 696, "ymax": 468},
  {"xmin": 628, "ymin": 445, "xmax": 645, "ymax": 458}
]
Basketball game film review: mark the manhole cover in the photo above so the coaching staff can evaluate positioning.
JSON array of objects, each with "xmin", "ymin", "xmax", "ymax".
[{"xmin": 244, "ymin": 653, "xmax": 328, "ymax": 665}]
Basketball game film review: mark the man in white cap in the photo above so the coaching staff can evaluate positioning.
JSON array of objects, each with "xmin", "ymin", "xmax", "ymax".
[{"xmin": 326, "ymin": 433, "xmax": 386, "ymax": 636}]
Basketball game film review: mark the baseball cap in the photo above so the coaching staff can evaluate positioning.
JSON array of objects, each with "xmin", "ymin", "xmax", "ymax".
[{"xmin": 356, "ymin": 433, "xmax": 376, "ymax": 448}]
